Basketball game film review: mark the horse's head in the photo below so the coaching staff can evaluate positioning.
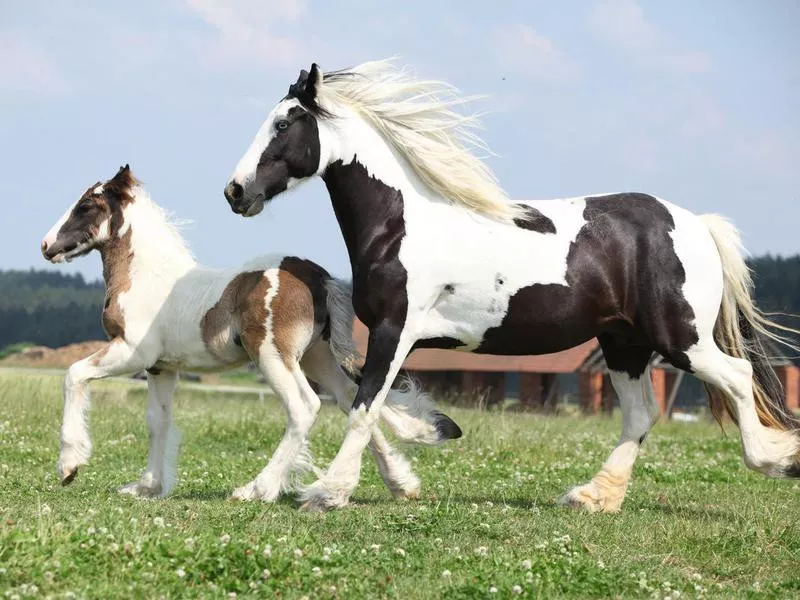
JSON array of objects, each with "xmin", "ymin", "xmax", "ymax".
[
  {"xmin": 42, "ymin": 165, "xmax": 136, "ymax": 263},
  {"xmin": 224, "ymin": 64, "xmax": 328, "ymax": 217}
]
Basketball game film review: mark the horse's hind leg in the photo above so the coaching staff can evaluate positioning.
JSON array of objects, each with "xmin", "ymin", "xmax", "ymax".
[
  {"xmin": 300, "ymin": 341, "xmax": 422, "ymax": 499},
  {"xmin": 685, "ymin": 340, "xmax": 800, "ymax": 476},
  {"xmin": 231, "ymin": 352, "xmax": 320, "ymax": 502},
  {"xmin": 562, "ymin": 340, "xmax": 658, "ymax": 513}
]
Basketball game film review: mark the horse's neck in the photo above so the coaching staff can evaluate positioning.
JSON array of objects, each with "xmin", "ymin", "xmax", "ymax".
[
  {"xmin": 99, "ymin": 194, "xmax": 197, "ymax": 300},
  {"xmin": 322, "ymin": 114, "xmax": 444, "ymax": 266}
]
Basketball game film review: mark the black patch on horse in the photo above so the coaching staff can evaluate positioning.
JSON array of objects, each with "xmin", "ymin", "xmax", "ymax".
[
  {"xmin": 413, "ymin": 337, "xmax": 466, "ymax": 351},
  {"xmin": 476, "ymin": 193, "xmax": 698, "ymax": 375},
  {"xmin": 512, "ymin": 204, "xmax": 557, "ymax": 234},
  {"xmin": 323, "ymin": 158, "xmax": 409, "ymax": 410}
]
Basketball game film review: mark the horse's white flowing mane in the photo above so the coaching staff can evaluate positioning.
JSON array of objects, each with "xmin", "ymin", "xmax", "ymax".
[{"xmin": 316, "ymin": 60, "xmax": 525, "ymax": 222}]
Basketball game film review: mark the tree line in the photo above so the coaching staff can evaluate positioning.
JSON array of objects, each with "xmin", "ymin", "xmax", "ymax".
[{"xmin": 1, "ymin": 256, "xmax": 799, "ymax": 352}]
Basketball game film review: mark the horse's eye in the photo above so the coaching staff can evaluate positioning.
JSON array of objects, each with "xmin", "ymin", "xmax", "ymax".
[{"xmin": 275, "ymin": 120, "xmax": 290, "ymax": 131}]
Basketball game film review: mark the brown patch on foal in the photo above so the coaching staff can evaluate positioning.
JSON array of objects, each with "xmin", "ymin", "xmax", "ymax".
[
  {"xmin": 97, "ymin": 167, "xmax": 138, "ymax": 343},
  {"xmin": 201, "ymin": 271, "xmax": 270, "ymax": 361},
  {"xmin": 270, "ymin": 258, "xmax": 330, "ymax": 367}
]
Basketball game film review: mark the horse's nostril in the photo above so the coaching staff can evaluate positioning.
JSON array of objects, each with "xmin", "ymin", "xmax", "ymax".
[
  {"xmin": 41, "ymin": 240, "xmax": 48, "ymax": 255},
  {"xmin": 225, "ymin": 181, "xmax": 244, "ymax": 203}
]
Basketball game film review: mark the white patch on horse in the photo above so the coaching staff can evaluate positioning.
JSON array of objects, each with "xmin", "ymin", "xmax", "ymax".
[{"xmin": 93, "ymin": 184, "xmax": 104, "ymax": 195}]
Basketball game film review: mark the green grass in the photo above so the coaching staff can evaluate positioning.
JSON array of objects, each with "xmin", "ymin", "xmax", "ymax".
[{"xmin": 1, "ymin": 371, "xmax": 799, "ymax": 599}]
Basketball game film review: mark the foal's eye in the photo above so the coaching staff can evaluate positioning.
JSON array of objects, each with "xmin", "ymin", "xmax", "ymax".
[{"xmin": 275, "ymin": 120, "xmax": 290, "ymax": 131}]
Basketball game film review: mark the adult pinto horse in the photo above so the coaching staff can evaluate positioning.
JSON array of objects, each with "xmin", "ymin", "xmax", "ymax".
[{"xmin": 224, "ymin": 60, "xmax": 800, "ymax": 512}]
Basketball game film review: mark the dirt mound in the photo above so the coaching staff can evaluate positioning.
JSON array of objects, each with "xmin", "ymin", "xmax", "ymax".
[{"xmin": 0, "ymin": 341, "xmax": 107, "ymax": 368}]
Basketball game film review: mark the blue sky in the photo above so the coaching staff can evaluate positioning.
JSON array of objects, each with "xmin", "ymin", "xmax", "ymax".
[{"xmin": 1, "ymin": 0, "xmax": 798, "ymax": 281}]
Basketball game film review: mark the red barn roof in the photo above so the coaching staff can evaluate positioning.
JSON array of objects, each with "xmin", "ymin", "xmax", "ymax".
[{"xmin": 352, "ymin": 320, "xmax": 599, "ymax": 374}]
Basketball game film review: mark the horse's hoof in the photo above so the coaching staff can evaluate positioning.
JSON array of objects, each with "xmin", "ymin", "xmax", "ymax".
[
  {"xmin": 60, "ymin": 468, "xmax": 78, "ymax": 486},
  {"xmin": 118, "ymin": 481, "xmax": 162, "ymax": 498}
]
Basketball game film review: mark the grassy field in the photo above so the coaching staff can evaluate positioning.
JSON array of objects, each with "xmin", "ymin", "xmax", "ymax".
[{"xmin": 1, "ymin": 370, "xmax": 799, "ymax": 599}]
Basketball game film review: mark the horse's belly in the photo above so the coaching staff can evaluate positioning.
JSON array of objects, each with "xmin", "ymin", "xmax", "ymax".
[{"xmin": 417, "ymin": 280, "xmax": 600, "ymax": 356}]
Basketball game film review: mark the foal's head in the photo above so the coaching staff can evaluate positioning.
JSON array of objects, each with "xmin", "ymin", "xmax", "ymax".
[
  {"xmin": 224, "ymin": 64, "xmax": 328, "ymax": 217},
  {"xmin": 42, "ymin": 165, "xmax": 137, "ymax": 263}
]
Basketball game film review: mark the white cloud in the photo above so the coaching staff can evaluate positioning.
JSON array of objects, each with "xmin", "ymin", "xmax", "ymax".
[
  {"xmin": 184, "ymin": 0, "xmax": 310, "ymax": 70},
  {"xmin": 589, "ymin": 0, "xmax": 711, "ymax": 74},
  {"xmin": 0, "ymin": 32, "xmax": 68, "ymax": 96},
  {"xmin": 492, "ymin": 24, "xmax": 579, "ymax": 82}
]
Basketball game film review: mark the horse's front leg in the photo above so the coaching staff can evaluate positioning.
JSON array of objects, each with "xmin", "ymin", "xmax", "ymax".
[
  {"xmin": 119, "ymin": 369, "xmax": 179, "ymax": 498},
  {"xmin": 58, "ymin": 339, "xmax": 152, "ymax": 485},
  {"xmin": 299, "ymin": 320, "xmax": 416, "ymax": 511}
]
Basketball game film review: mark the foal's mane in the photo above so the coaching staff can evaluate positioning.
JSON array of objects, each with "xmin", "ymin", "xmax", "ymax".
[{"xmin": 313, "ymin": 60, "xmax": 524, "ymax": 222}]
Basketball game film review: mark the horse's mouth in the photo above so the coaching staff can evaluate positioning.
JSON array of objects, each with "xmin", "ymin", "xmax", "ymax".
[{"xmin": 46, "ymin": 241, "xmax": 94, "ymax": 263}]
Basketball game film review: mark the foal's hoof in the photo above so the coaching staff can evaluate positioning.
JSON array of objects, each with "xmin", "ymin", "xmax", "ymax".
[
  {"xmin": 230, "ymin": 481, "xmax": 279, "ymax": 503},
  {"xmin": 298, "ymin": 482, "xmax": 349, "ymax": 512},
  {"xmin": 57, "ymin": 457, "xmax": 82, "ymax": 486},
  {"xmin": 60, "ymin": 468, "xmax": 79, "ymax": 486},
  {"xmin": 119, "ymin": 481, "xmax": 163, "ymax": 498},
  {"xmin": 388, "ymin": 473, "xmax": 422, "ymax": 500}
]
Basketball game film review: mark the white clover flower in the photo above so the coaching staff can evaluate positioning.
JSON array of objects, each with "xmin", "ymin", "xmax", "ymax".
[
  {"xmin": 441, "ymin": 570, "xmax": 452, "ymax": 579},
  {"xmin": 185, "ymin": 538, "xmax": 195, "ymax": 549},
  {"xmin": 512, "ymin": 585, "xmax": 522, "ymax": 595},
  {"xmin": 262, "ymin": 569, "xmax": 271, "ymax": 580},
  {"xmin": 395, "ymin": 548, "xmax": 406, "ymax": 557},
  {"xmin": 521, "ymin": 559, "xmax": 532, "ymax": 570},
  {"xmin": 153, "ymin": 517, "xmax": 165, "ymax": 528},
  {"xmin": 370, "ymin": 544, "xmax": 381, "ymax": 553},
  {"xmin": 87, "ymin": 526, "xmax": 96, "ymax": 536},
  {"xmin": 489, "ymin": 586, "xmax": 498, "ymax": 594},
  {"xmin": 311, "ymin": 566, "xmax": 321, "ymax": 576},
  {"xmin": 294, "ymin": 548, "xmax": 304, "ymax": 558},
  {"xmin": 40, "ymin": 504, "xmax": 52, "ymax": 516},
  {"xmin": 263, "ymin": 545, "xmax": 272, "ymax": 558},
  {"xmin": 323, "ymin": 546, "xmax": 331, "ymax": 556},
  {"xmin": 474, "ymin": 546, "xmax": 488, "ymax": 557},
  {"xmin": 176, "ymin": 568, "xmax": 186, "ymax": 578},
  {"xmin": 220, "ymin": 534, "xmax": 231, "ymax": 545}
]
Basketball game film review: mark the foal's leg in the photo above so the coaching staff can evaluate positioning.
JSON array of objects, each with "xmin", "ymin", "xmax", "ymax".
[
  {"xmin": 300, "ymin": 341, "xmax": 422, "ymax": 499},
  {"xmin": 119, "ymin": 369, "xmax": 179, "ymax": 498},
  {"xmin": 231, "ymin": 353, "xmax": 320, "ymax": 502},
  {"xmin": 299, "ymin": 320, "xmax": 417, "ymax": 511},
  {"xmin": 562, "ymin": 343, "xmax": 658, "ymax": 513},
  {"xmin": 58, "ymin": 339, "xmax": 153, "ymax": 485}
]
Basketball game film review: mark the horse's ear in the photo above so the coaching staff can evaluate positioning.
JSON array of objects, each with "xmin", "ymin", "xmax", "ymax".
[
  {"xmin": 305, "ymin": 63, "xmax": 323, "ymax": 97},
  {"xmin": 120, "ymin": 164, "xmax": 129, "ymax": 174}
]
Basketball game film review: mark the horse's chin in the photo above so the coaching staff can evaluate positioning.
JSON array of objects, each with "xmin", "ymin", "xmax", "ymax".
[{"xmin": 243, "ymin": 198, "xmax": 266, "ymax": 217}]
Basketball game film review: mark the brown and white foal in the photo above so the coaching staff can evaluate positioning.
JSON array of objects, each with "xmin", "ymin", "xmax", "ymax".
[{"xmin": 41, "ymin": 165, "xmax": 460, "ymax": 501}]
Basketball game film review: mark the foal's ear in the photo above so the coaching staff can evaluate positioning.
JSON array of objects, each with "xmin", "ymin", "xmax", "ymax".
[{"xmin": 306, "ymin": 63, "xmax": 323, "ymax": 97}]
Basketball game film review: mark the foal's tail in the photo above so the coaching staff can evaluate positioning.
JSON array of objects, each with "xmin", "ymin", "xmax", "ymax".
[
  {"xmin": 323, "ymin": 277, "xmax": 462, "ymax": 445},
  {"xmin": 323, "ymin": 277, "xmax": 363, "ymax": 375},
  {"xmin": 701, "ymin": 215, "xmax": 800, "ymax": 470}
]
